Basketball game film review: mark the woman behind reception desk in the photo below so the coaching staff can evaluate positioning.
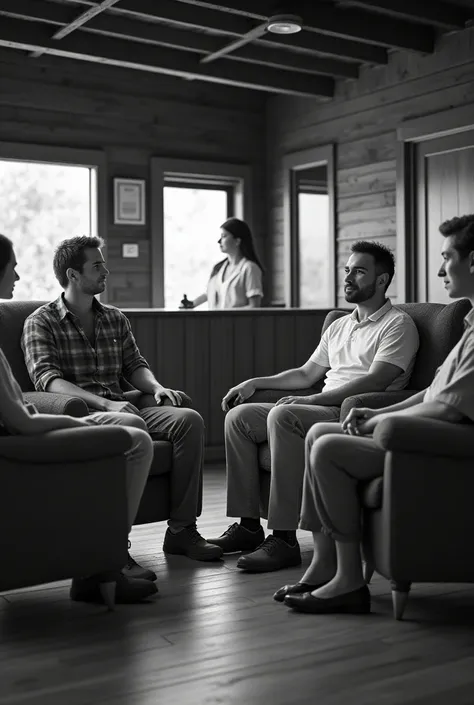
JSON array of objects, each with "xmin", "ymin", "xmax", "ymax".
[{"xmin": 188, "ymin": 218, "xmax": 264, "ymax": 310}]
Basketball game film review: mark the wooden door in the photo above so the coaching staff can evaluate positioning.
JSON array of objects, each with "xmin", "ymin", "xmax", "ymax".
[{"xmin": 416, "ymin": 131, "xmax": 474, "ymax": 303}]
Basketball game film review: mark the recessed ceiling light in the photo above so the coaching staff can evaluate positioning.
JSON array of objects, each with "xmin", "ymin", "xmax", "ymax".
[{"xmin": 266, "ymin": 14, "xmax": 303, "ymax": 35}]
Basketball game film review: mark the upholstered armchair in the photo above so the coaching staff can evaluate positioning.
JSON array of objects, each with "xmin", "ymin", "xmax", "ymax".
[
  {"xmin": 0, "ymin": 300, "xmax": 200, "ymax": 526},
  {"xmin": 251, "ymin": 300, "xmax": 471, "ymax": 529},
  {"xmin": 0, "ymin": 425, "xmax": 129, "ymax": 594},
  {"xmin": 361, "ymin": 415, "xmax": 474, "ymax": 619}
]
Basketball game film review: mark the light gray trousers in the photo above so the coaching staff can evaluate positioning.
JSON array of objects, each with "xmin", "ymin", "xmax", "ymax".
[
  {"xmin": 89, "ymin": 393, "xmax": 205, "ymax": 529},
  {"xmin": 300, "ymin": 422, "xmax": 385, "ymax": 542},
  {"xmin": 224, "ymin": 402, "xmax": 340, "ymax": 530}
]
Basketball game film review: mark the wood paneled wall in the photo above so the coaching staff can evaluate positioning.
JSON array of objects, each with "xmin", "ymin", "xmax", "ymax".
[
  {"xmin": 125, "ymin": 308, "xmax": 331, "ymax": 459},
  {"xmin": 0, "ymin": 49, "xmax": 267, "ymax": 308},
  {"xmin": 266, "ymin": 26, "xmax": 474, "ymax": 307}
]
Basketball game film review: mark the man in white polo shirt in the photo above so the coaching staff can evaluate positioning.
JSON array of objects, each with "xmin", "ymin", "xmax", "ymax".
[{"xmin": 208, "ymin": 241, "xmax": 419, "ymax": 573}]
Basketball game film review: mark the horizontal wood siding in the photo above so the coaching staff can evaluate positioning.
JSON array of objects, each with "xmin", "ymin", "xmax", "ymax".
[
  {"xmin": 266, "ymin": 26, "xmax": 474, "ymax": 306},
  {"xmin": 0, "ymin": 49, "xmax": 267, "ymax": 307},
  {"xmin": 125, "ymin": 309, "xmax": 331, "ymax": 458}
]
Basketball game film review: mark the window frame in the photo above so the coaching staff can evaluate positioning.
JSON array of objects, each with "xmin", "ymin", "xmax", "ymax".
[
  {"xmin": 282, "ymin": 144, "xmax": 336, "ymax": 309},
  {"xmin": 0, "ymin": 141, "xmax": 106, "ymax": 301},
  {"xmin": 150, "ymin": 158, "xmax": 252, "ymax": 307}
]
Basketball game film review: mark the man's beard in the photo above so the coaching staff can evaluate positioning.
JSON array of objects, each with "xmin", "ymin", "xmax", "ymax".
[
  {"xmin": 344, "ymin": 280, "xmax": 377, "ymax": 303},
  {"xmin": 82, "ymin": 280, "xmax": 106, "ymax": 296}
]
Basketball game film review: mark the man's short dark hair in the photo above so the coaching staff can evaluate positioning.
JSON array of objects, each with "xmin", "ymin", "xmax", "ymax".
[
  {"xmin": 439, "ymin": 215, "xmax": 474, "ymax": 259},
  {"xmin": 350, "ymin": 240, "xmax": 395, "ymax": 289},
  {"xmin": 53, "ymin": 235, "xmax": 104, "ymax": 289}
]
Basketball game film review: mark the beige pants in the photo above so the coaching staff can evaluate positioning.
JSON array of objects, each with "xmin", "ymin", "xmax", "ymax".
[
  {"xmin": 89, "ymin": 392, "xmax": 205, "ymax": 528},
  {"xmin": 224, "ymin": 402, "xmax": 340, "ymax": 530},
  {"xmin": 300, "ymin": 422, "xmax": 385, "ymax": 542}
]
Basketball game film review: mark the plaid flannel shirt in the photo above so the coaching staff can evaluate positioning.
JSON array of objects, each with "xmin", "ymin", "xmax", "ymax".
[{"xmin": 21, "ymin": 294, "xmax": 149, "ymax": 400}]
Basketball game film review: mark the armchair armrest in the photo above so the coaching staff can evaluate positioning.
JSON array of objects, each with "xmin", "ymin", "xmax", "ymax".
[
  {"xmin": 340, "ymin": 390, "xmax": 417, "ymax": 422},
  {"xmin": 23, "ymin": 391, "xmax": 88, "ymax": 417},
  {"xmin": 0, "ymin": 426, "xmax": 131, "ymax": 463},
  {"xmin": 374, "ymin": 416, "xmax": 474, "ymax": 458}
]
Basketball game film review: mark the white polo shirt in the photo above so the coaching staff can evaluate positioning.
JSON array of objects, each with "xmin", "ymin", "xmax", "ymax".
[{"xmin": 310, "ymin": 299, "xmax": 419, "ymax": 392}]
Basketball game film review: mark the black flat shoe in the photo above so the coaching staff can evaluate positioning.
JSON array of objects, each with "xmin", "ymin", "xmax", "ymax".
[
  {"xmin": 273, "ymin": 582, "xmax": 325, "ymax": 603},
  {"xmin": 284, "ymin": 585, "xmax": 371, "ymax": 614}
]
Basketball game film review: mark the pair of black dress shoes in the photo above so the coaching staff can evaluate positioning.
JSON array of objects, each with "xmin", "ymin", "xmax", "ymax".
[{"xmin": 273, "ymin": 581, "xmax": 371, "ymax": 614}]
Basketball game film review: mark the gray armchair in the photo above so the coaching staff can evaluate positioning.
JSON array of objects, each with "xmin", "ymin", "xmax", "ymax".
[
  {"xmin": 0, "ymin": 425, "xmax": 130, "ymax": 594},
  {"xmin": 362, "ymin": 415, "xmax": 474, "ymax": 620},
  {"xmin": 252, "ymin": 300, "xmax": 471, "ymax": 522},
  {"xmin": 0, "ymin": 300, "xmax": 200, "ymax": 527}
]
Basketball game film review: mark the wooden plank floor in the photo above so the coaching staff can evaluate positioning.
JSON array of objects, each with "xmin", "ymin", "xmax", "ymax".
[{"xmin": 2, "ymin": 467, "xmax": 474, "ymax": 705}]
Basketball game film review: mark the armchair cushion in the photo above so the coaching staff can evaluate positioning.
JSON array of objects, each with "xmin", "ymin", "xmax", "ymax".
[
  {"xmin": 23, "ymin": 391, "xmax": 88, "ymax": 417},
  {"xmin": 373, "ymin": 416, "xmax": 474, "ymax": 458},
  {"xmin": 0, "ymin": 426, "xmax": 131, "ymax": 463}
]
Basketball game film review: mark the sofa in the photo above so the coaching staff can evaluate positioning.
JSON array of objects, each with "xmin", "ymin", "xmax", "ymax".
[
  {"xmin": 0, "ymin": 300, "xmax": 201, "ymax": 526},
  {"xmin": 0, "ymin": 424, "xmax": 130, "ymax": 594}
]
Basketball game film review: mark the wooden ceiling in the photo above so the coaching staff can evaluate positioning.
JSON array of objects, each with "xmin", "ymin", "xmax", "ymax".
[{"xmin": 0, "ymin": 0, "xmax": 473, "ymax": 98}]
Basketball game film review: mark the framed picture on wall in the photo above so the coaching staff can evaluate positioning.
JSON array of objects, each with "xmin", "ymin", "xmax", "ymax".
[{"xmin": 113, "ymin": 178, "xmax": 146, "ymax": 225}]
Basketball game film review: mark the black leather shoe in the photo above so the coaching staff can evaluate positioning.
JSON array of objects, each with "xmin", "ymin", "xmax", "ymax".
[
  {"xmin": 236, "ymin": 536, "xmax": 301, "ymax": 573},
  {"xmin": 123, "ymin": 552, "xmax": 157, "ymax": 582},
  {"xmin": 273, "ymin": 581, "xmax": 325, "ymax": 603},
  {"xmin": 284, "ymin": 585, "xmax": 371, "ymax": 614},
  {"xmin": 207, "ymin": 523, "xmax": 265, "ymax": 553}
]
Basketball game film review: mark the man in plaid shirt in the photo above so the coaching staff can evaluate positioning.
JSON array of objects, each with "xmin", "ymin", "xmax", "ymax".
[{"xmin": 22, "ymin": 236, "xmax": 222, "ymax": 595}]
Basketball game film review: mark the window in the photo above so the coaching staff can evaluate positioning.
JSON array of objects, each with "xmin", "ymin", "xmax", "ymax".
[
  {"xmin": 0, "ymin": 159, "xmax": 97, "ymax": 300},
  {"xmin": 163, "ymin": 186, "xmax": 230, "ymax": 309},
  {"xmin": 282, "ymin": 145, "xmax": 336, "ymax": 309},
  {"xmin": 297, "ymin": 185, "xmax": 331, "ymax": 308},
  {"xmin": 151, "ymin": 158, "xmax": 252, "ymax": 307}
]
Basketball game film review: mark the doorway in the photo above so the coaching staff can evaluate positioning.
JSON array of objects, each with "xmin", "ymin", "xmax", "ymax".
[
  {"xmin": 397, "ymin": 109, "xmax": 474, "ymax": 303},
  {"xmin": 417, "ymin": 133, "xmax": 474, "ymax": 303}
]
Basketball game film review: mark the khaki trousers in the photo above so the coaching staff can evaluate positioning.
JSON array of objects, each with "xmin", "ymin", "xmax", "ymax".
[
  {"xmin": 89, "ymin": 392, "xmax": 205, "ymax": 529},
  {"xmin": 224, "ymin": 402, "xmax": 340, "ymax": 530},
  {"xmin": 300, "ymin": 422, "xmax": 385, "ymax": 542}
]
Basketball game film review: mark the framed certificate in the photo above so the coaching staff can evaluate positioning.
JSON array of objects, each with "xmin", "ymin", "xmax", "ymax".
[{"xmin": 113, "ymin": 178, "xmax": 146, "ymax": 225}]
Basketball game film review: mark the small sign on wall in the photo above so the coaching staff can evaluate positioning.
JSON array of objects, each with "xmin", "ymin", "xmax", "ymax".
[
  {"xmin": 122, "ymin": 243, "xmax": 140, "ymax": 258},
  {"xmin": 114, "ymin": 178, "xmax": 146, "ymax": 225}
]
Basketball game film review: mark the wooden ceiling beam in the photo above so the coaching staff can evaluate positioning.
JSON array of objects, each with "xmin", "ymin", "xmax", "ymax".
[
  {"xmin": 0, "ymin": 16, "xmax": 335, "ymax": 97},
  {"xmin": 178, "ymin": 0, "xmax": 436, "ymax": 52},
  {"xmin": 57, "ymin": 0, "xmax": 389, "ymax": 64},
  {"xmin": 0, "ymin": 0, "xmax": 359, "ymax": 77},
  {"xmin": 337, "ymin": 0, "xmax": 473, "ymax": 29}
]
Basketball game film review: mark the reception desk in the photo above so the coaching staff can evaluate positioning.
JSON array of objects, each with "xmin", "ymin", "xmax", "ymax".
[{"xmin": 123, "ymin": 308, "xmax": 340, "ymax": 461}]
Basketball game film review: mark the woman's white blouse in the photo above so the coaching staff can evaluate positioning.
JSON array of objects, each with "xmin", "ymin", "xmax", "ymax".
[{"xmin": 207, "ymin": 258, "xmax": 263, "ymax": 310}]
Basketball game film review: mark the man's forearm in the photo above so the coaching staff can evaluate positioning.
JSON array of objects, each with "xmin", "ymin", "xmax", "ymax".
[
  {"xmin": 380, "ymin": 401, "xmax": 464, "ymax": 424},
  {"xmin": 47, "ymin": 378, "xmax": 108, "ymax": 410},
  {"xmin": 309, "ymin": 373, "xmax": 391, "ymax": 407},
  {"xmin": 253, "ymin": 368, "xmax": 314, "ymax": 391},
  {"xmin": 129, "ymin": 366, "xmax": 162, "ymax": 394}
]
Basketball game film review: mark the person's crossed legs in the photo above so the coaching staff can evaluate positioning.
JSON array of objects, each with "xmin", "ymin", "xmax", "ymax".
[
  {"xmin": 276, "ymin": 421, "xmax": 385, "ymax": 614},
  {"xmin": 208, "ymin": 402, "xmax": 339, "ymax": 572}
]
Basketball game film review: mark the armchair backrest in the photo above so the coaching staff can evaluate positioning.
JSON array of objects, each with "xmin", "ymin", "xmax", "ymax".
[
  {"xmin": 321, "ymin": 299, "xmax": 471, "ymax": 390},
  {"xmin": 0, "ymin": 301, "xmax": 46, "ymax": 391}
]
